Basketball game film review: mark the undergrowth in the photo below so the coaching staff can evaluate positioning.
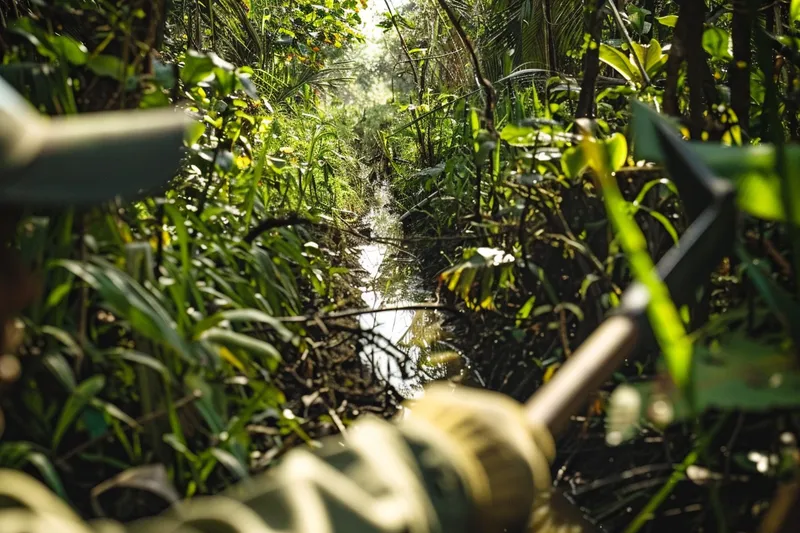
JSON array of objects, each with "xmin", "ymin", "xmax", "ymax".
[{"xmin": 2, "ymin": 1, "xmax": 800, "ymax": 532}]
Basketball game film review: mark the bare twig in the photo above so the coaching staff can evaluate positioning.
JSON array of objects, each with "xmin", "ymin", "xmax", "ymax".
[
  {"xmin": 606, "ymin": 0, "xmax": 650, "ymax": 88},
  {"xmin": 275, "ymin": 303, "xmax": 461, "ymax": 324}
]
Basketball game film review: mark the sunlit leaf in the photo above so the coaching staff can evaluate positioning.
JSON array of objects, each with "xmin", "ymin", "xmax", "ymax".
[
  {"xmin": 440, "ymin": 248, "xmax": 516, "ymax": 310},
  {"xmin": 49, "ymin": 36, "xmax": 87, "ymax": 65},
  {"xmin": 643, "ymin": 39, "xmax": 668, "ymax": 78},
  {"xmin": 500, "ymin": 124, "xmax": 540, "ymax": 147},
  {"xmin": 656, "ymin": 15, "xmax": 678, "ymax": 27},
  {"xmin": 702, "ymin": 27, "xmax": 733, "ymax": 61},
  {"xmin": 605, "ymin": 132, "xmax": 628, "ymax": 171},
  {"xmin": 599, "ymin": 44, "xmax": 639, "ymax": 86},
  {"xmin": 561, "ymin": 146, "xmax": 587, "ymax": 178},
  {"xmin": 582, "ymin": 126, "xmax": 691, "ymax": 389}
]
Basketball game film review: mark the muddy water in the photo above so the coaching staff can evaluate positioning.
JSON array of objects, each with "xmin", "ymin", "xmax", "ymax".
[{"xmin": 356, "ymin": 184, "xmax": 462, "ymax": 398}]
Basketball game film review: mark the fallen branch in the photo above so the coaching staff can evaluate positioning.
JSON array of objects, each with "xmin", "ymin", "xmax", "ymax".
[{"xmin": 276, "ymin": 303, "xmax": 461, "ymax": 324}]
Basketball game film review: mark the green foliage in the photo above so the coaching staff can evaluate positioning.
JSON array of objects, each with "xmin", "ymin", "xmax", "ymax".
[
  {"xmin": 0, "ymin": 0, "xmax": 376, "ymax": 511},
  {"xmin": 4, "ymin": 0, "xmax": 800, "ymax": 531},
  {"xmin": 599, "ymin": 40, "xmax": 668, "ymax": 88},
  {"xmin": 439, "ymin": 247, "xmax": 516, "ymax": 310},
  {"xmin": 382, "ymin": 1, "xmax": 800, "ymax": 530},
  {"xmin": 582, "ymin": 127, "xmax": 692, "ymax": 391}
]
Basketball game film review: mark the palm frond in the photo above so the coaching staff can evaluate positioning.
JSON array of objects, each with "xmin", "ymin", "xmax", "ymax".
[{"xmin": 479, "ymin": 0, "xmax": 584, "ymax": 79}]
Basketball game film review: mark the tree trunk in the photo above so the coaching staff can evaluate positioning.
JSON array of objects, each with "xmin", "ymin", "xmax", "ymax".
[
  {"xmin": 576, "ymin": 0, "xmax": 604, "ymax": 118},
  {"xmin": 664, "ymin": 0, "xmax": 710, "ymax": 137},
  {"xmin": 663, "ymin": 3, "xmax": 687, "ymax": 116},
  {"xmin": 730, "ymin": 0, "xmax": 753, "ymax": 131},
  {"xmin": 544, "ymin": 0, "xmax": 558, "ymax": 72},
  {"xmin": 684, "ymin": 0, "xmax": 708, "ymax": 138}
]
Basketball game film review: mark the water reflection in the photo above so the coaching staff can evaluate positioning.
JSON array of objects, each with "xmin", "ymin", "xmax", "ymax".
[{"xmin": 356, "ymin": 184, "xmax": 456, "ymax": 398}]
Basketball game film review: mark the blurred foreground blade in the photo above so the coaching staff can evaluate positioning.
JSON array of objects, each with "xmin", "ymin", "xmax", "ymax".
[{"xmin": 0, "ymin": 77, "xmax": 188, "ymax": 206}]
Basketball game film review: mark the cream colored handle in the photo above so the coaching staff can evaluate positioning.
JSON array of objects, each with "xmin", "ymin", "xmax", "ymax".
[{"xmin": 525, "ymin": 315, "xmax": 639, "ymax": 437}]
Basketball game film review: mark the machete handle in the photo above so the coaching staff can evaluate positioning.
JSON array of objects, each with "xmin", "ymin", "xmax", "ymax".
[{"xmin": 525, "ymin": 314, "xmax": 640, "ymax": 437}]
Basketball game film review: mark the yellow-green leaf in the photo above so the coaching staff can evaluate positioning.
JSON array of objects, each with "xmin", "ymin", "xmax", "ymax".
[
  {"xmin": 606, "ymin": 132, "xmax": 628, "ymax": 171},
  {"xmin": 599, "ymin": 44, "xmax": 639, "ymax": 85}
]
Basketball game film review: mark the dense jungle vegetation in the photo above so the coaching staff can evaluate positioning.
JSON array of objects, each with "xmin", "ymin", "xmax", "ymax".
[{"xmin": 2, "ymin": 0, "xmax": 800, "ymax": 531}]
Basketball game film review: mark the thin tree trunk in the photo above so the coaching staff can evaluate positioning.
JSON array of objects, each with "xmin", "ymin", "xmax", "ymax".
[
  {"xmin": 645, "ymin": 0, "xmax": 655, "ymax": 41},
  {"xmin": 730, "ymin": 0, "xmax": 753, "ymax": 131},
  {"xmin": 684, "ymin": 0, "xmax": 708, "ymax": 138},
  {"xmin": 576, "ymin": 0, "xmax": 603, "ymax": 118},
  {"xmin": 544, "ymin": 0, "xmax": 558, "ymax": 72},
  {"xmin": 663, "ymin": 5, "xmax": 686, "ymax": 116},
  {"xmin": 664, "ymin": 0, "xmax": 709, "ymax": 137}
]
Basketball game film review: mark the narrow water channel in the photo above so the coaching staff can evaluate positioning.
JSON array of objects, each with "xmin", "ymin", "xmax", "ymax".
[{"xmin": 355, "ymin": 184, "xmax": 461, "ymax": 398}]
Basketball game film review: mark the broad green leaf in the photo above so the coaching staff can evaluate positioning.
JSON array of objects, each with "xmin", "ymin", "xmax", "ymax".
[
  {"xmin": 643, "ymin": 39, "xmax": 668, "ymax": 78},
  {"xmin": 606, "ymin": 132, "xmax": 628, "ymax": 171},
  {"xmin": 792, "ymin": 0, "xmax": 800, "ymax": 24},
  {"xmin": 185, "ymin": 121, "xmax": 206, "ymax": 146},
  {"xmin": 9, "ymin": 18, "xmax": 57, "ymax": 60},
  {"xmin": 702, "ymin": 27, "xmax": 732, "ymax": 61},
  {"xmin": 599, "ymin": 44, "xmax": 639, "ymax": 86},
  {"xmin": 236, "ymin": 72, "xmax": 258, "ymax": 99},
  {"xmin": 627, "ymin": 5, "xmax": 652, "ymax": 36},
  {"xmin": 49, "ymin": 36, "xmax": 88, "ymax": 65},
  {"xmin": 629, "ymin": 42, "xmax": 647, "ymax": 77},
  {"xmin": 52, "ymin": 375, "xmax": 106, "ymax": 449},
  {"xmin": 181, "ymin": 51, "xmax": 215, "ymax": 84},
  {"xmin": 87, "ymin": 55, "xmax": 128, "ymax": 81},
  {"xmin": 656, "ymin": 15, "xmax": 679, "ymax": 27},
  {"xmin": 561, "ymin": 146, "xmax": 587, "ymax": 178},
  {"xmin": 500, "ymin": 124, "xmax": 540, "ymax": 147},
  {"xmin": 629, "ymin": 334, "xmax": 800, "ymax": 429},
  {"xmin": 562, "ymin": 134, "xmax": 625, "ymax": 177}
]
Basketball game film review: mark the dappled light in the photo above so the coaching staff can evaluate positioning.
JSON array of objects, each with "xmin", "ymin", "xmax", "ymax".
[{"xmin": 1, "ymin": 1, "xmax": 800, "ymax": 533}]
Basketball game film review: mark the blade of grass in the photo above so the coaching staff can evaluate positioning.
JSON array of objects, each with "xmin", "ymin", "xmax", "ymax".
[
  {"xmin": 623, "ymin": 414, "xmax": 729, "ymax": 533},
  {"xmin": 581, "ymin": 128, "xmax": 693, "ymax": 392}
]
